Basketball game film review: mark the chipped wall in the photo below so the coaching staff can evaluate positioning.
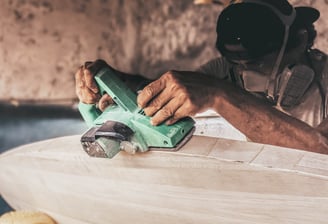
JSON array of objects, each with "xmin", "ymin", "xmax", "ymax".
[{"xmin": 0, "ymin": 0, "xmax": 327, "ymax": 102}]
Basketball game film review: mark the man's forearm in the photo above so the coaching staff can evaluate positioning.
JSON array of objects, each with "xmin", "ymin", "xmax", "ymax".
[{"xmin": 214, "ymin": 81, "xmax": 328, "ymax": 154}]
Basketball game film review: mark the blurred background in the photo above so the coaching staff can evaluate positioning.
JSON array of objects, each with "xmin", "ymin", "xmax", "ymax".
[{"xmin": 0, "ymin": 0, "xmax": 327, "ymax": 215}]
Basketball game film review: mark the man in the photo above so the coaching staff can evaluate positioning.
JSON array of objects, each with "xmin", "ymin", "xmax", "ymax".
[{"xmin": 75, "ymin": 0, "xmax": 328, "ymax": 154}]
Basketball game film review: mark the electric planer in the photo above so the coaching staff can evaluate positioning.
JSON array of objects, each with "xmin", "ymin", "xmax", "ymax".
[{"xmin": 78, "ymin": 66, "xmax": 195, "ymax": 158}]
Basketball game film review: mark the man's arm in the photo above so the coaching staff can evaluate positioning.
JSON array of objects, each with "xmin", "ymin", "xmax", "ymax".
[
  {"xmin": 215, "ymin": 79, "xmax": 328, "ymax": 154},
  {"xmin": 137, "ymin": 70, "xmax": 328, "ymax": 154}
]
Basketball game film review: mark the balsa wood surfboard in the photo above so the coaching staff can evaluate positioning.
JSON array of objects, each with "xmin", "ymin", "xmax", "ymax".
[{"xmin": 0, "ymin": 118, "xmax": 327, "ymax": 224}]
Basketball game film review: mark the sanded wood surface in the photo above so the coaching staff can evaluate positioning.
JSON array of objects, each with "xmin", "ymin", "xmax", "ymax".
[{"xmin": 0, "ymin": 133, "xmax": 327, "ymax": 224}]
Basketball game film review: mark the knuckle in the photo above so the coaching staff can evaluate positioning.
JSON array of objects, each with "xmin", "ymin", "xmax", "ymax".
[
  {"xmin": 160, "ymin": 108, "xmax": 174, "ymax": 117},
  {"xmin": 184, "ymin": 100, "xmax": 196, "ymax": 112},
  {"xmin": 83, "ymin": 68, "xmax": 93, "ymax": 78},
  {"xmin": 180, "ymin": 87, "xmax": 189, "ymax": 95},
  {"xmin": 165, "ymin": 71, "xmax": 174, "ymax": 78},
  {"xmin": 164, "ymin": 70, "xmax": 177, "ymax": 81},
  {"xmin": 149, "ymin": 97, "xmax": 162, "ymax": 109},
  {"xmin": 175, "ymin": 89, "xmax": 189, "ymax": 100},
  {"xmin": 143, "ymin": 85, "xmax": 155, "ymax": 97}
]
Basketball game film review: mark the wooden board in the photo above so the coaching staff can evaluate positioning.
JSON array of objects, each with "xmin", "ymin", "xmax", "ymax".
[{"xmin": 0, "ymin": 134, "xmax": 327, "ymax": 224}]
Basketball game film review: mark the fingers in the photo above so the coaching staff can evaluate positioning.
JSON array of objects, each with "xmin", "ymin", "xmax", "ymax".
[
  {"xmin": 137, "ymin": 78, "xmax": 165, "ymax": 108},
  {"xmin": 80, "ymin": 87, "xmax": 100, "ymax": 104},
  {"xmin": 138, "ymin": 71, "xmax": 195, "ymax": 125},
  {"xmin": 143, "ymin": 90, "xmax": 173, "ymax": 116},
  {"xmin": 75, "ymin": 64, "xmax": 100, "ymax": 104},
  {"xmin": 161, "ymin": 99, "xmax": 198, "ymax": 125},
  {"xmin": 150, "ymin": 98, "xmax": 183, "ymax": 126},
  {"xmin": 83, "ymin": 68, "xmax": 98, "ymax": 93},
  {"xmin": 75, "ymin": 60, "xmax": 122, "ymax": 110},
  {"xmin": 75, "ymin": 60, "xmax": 111, "ymax": 104},
  {"xmin": 150, "ymin": 99, "xmax": 196, "ymax": 126},
  {"xmin": 75, "ymin": 66, "xmax": 84, "ymax": 89},
  {"xmin": 98, "ymin": 94, "xmax": 114, "ymax": 111},
  {"xmin": 79, "ymin": 59, "xmax": 110, "ymax": 95},
  {"xmin": 165, "ymin": 107, "xmax": 187, "ymax": 125}
]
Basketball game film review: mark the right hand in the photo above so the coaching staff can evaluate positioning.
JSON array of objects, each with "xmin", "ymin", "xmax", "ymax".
[
  {"xmin": 137, "ymin": 70, "xmax": 221, "ymax": 125},
  {"xmin": 75, "ymin": 59, "xmax": 114, "ymax": 111}
]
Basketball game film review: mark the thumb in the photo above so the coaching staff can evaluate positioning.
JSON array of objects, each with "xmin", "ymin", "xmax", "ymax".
[{"xmin": 98, "ymin": 94, "xmax": 114, "ymax": 111}]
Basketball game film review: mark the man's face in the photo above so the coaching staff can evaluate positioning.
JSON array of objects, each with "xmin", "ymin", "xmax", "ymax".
[
  {"xmin": 225, "ymin": 43, "xmax": 280, "ymax": 76},
  {"xmin": 224, "ymin": 43, "xmax": 284, "ymax": 93}
]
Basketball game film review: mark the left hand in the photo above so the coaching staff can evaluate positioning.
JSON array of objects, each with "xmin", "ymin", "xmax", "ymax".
[
  {"xmin": 137, "ymin": 70, "xmax": 221, "ymax": 125},
  {"xmin": 75, "ymin": 60, "xmax": 114, "ymax": 111}
]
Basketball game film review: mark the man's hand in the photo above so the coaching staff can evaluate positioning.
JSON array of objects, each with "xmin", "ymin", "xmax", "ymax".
[
  {"xmin": 137, "ymin": 70, "xmax": 221, "ymax": 125},
  {"xmin": 75, "ymin": 60, "xmax": 113, "ymax": 111}
]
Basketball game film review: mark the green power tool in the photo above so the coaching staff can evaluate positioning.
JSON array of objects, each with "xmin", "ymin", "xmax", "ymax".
[{"xmin": 79, "ymin": 66, "xmax": 195, "ymax": 158}]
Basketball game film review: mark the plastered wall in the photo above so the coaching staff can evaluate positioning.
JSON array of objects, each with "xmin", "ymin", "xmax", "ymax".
[{"xmin": 0, "ymin": 0, "xmax": 327, "ymax": 102}]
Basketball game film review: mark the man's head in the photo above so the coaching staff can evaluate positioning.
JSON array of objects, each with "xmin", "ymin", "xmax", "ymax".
[{"xmin": 216, "ymin": 0, "xmax": 320, "ymax": 62}]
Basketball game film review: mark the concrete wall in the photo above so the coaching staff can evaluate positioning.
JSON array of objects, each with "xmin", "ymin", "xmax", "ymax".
[{"xmin": 0, "ymin": 0, "xmax": 327, "ymax": 103}]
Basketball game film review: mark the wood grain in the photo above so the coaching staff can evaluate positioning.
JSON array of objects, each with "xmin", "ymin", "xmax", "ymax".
[{"xmin": 0, "ymin": 134, "xmax": 327, "ymax": 224}]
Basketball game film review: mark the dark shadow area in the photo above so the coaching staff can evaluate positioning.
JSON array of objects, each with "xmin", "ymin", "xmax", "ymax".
[{"xmin": 0, "ymin": 103, "xmax": 87, "ymax": 215}]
